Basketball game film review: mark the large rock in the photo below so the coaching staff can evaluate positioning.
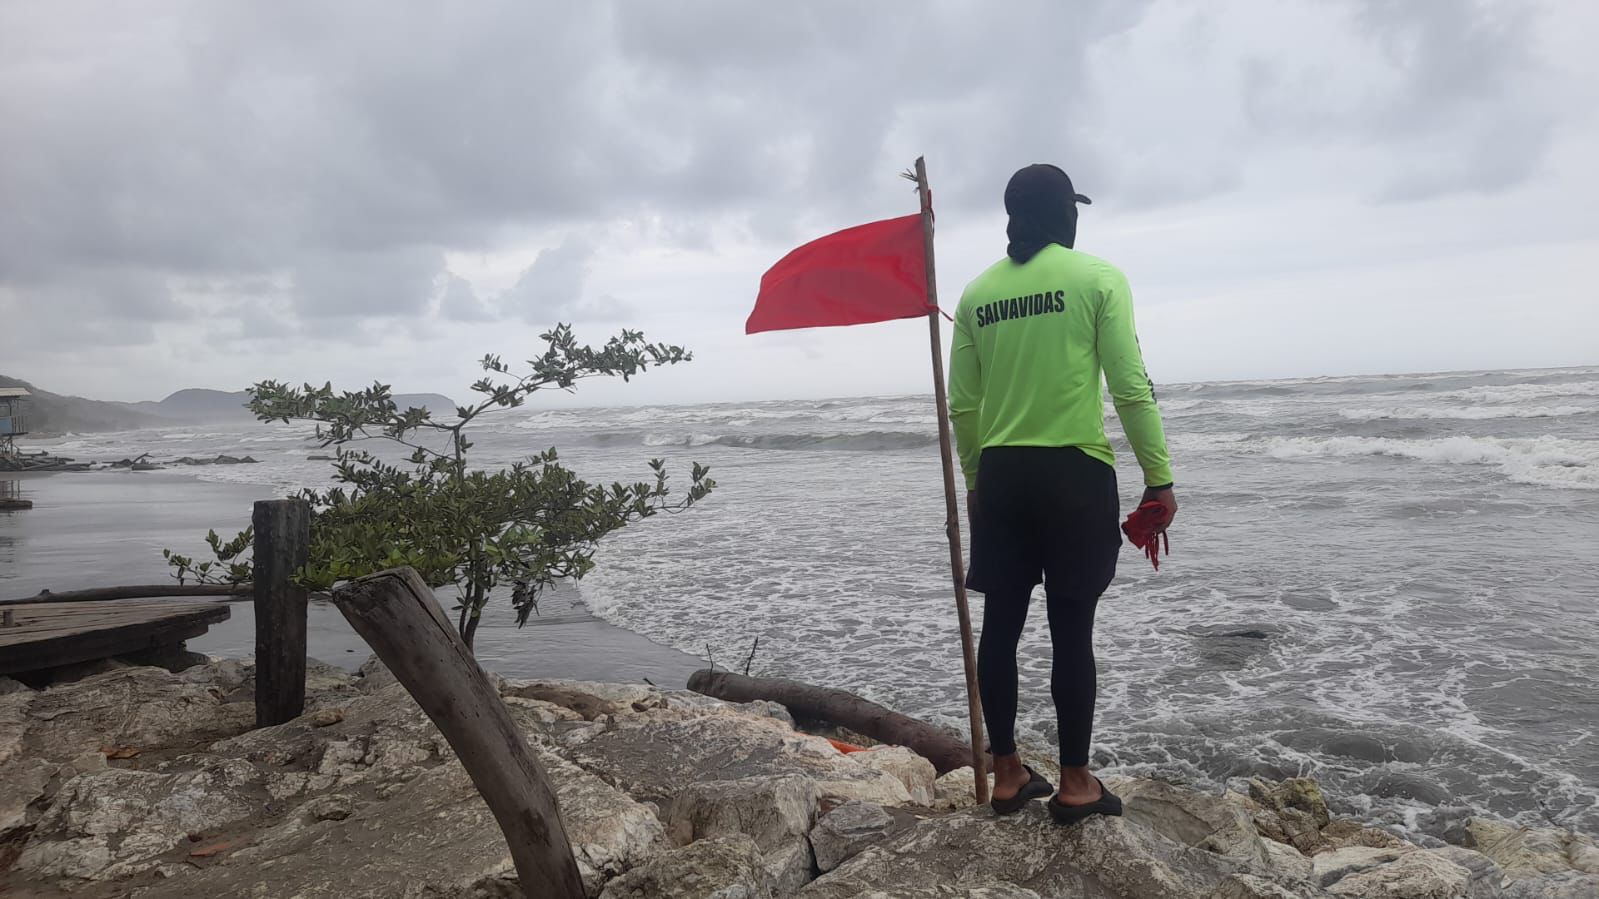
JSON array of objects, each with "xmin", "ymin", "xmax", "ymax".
[
  {"xmin": 503, "ymin": 678, "xmax": 665, "ymax": 720},
  {"xmin": 1115, "ymin": 778, "xmax": 1273, "ymax": 867},
  {"xmin": 1501, "ymin": 872, "xmax": 1599, "ymax": 898},
  {"xmin": 1428, "ymin": 846, "xmax": 1508, "ymax": 899},
  {"xmin": 0, "ymin": 757, "xmax": 54, "ymax": 852},
  {"xmin": 0, "ymin": 687, "xmax": 27, "ymax": 766},
  {"xmin": 0, "ymin": 671, "xmax": 658, "ymax": 897},
  {"xmin": 16, "ymin": 759, "xmax": 261, "ymax": 881},
  {"xmin": 661, "ymin": 690, "xmax": 797, "ymax": 728},
  {"xmin": 8, "ymin": 658, "xmax": 1595, "ymax": 899},
  {"xmin": 1426, "ymin": 844, "xmax": 1509, "ymax": 889},
  {"xmin": 134, "ymin": 762, "xmax": 519, "ymax": 898},
  {"xmin": 1312, "ymin": 847, "xmax": 1413, "ymax": 887},
  {"xmin": 1261, "ymin": 839, "xmax": 1314, "ymax": 882},
  {"xmin": 831, "ymin": 883, "xmax": 1042, "ymax": 889},
  {"xmin": 1242, "ymin": 778, "xmax": 1407, "ymax": 857},
  {"xmin": 508, "ymin": 680, "xmax": 798, "ymax": 733},
  {"xmin": 667, "ymin": 774, "xmax": 819, "ymax": 893},
  {"xmin": 850, "ymin": 746, "xmax": 937, "ymax": 806},
  {"xmin": 131, "ymin": 745, "xmax": 664, "ymax": 898},
  {"xmin": 1249, "ymin": 778, "xmax": 1331, "ymax": 829},
  {"xmin": 1463, "ymin": 817, "xmax": 1599, "ymax": 878},
  {"xmin": 1253, "ymin": 805, "xmax": 1327, "ymax": 855},
  {"xmin": 801, "ymin": 806, "xmax": 1335, "ymax": 899},
  {"xmin": 810, "ymin": 801, "xmax": 897, "ymax": 873},
  {"xmin": 204, "ymin": 681, "xmax": 453, "ymax": 799},
  {"xmin": 1573, "ymin": 840, "xmax": 1599, "ymax": 875},
  {"xmin": 1324, "ymin": 850, "xmax": 1471, "ymax": 898},
  {"xmin": 1246, "ymin": 777, "xmax": 1332, "ymax": 854},
  {"xmin": 544, "ymin": 746, "xmax": 671, "ymax": 893},
  {"xmin": 599, "ymin": 834, "xmax": 775, "ymax": 899},
  {"xmin": 154, "ymin": 674, "xmax": 872, "ymax": 896},
  {"xmin": 1319, "ymin": 819, "xmax": 1412, "ymax": 853},
  {"xmin": 1311, "ymin": 846, "xmax": 1486, "ymax": 898},
  {"xmin": 503, "ymin": 693, "xmax": 590, "ymax": 725},
  {"xmin": 0, "ymin": 663, "xmax": 256, "ymax": 769},
  {"xmin": 1208, "ymin": 874, "xmax": 1321, "ymax": 899},
  {"xmin": 932, "ymin": 767, "xmax": 980, "ymax": 811},
  {"xmin": 561, "ymin": 712, "xmax": 911, "ymax": 807}
]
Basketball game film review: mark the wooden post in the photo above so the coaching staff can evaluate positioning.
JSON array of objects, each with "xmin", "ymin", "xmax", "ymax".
[
  {"xmin": 333, "ymin": 568, "xmax": 585, "ymax": 899},
  {"xmin": 253, "ymin": 498, "xmax": 309, "ymax": 727},
  {"xmin": 914, "ymin": 156, "xmax": 990, "ymax": 804}
]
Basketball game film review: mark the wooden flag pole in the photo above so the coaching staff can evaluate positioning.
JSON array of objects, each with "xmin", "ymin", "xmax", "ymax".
[{"xmin": 913, "ymin": 156, "xmax": 990, "ymax": 804}]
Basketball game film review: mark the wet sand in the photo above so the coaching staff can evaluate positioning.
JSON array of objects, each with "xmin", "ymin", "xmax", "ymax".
[{"xmin": 0, "ymin": 471, "xmax": 708, "ymax": 688}]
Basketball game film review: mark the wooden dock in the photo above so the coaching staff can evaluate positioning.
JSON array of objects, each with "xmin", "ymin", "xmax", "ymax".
[{"xmin": 0, "ymin": 599, "xmax": 230, "ymax": 676}]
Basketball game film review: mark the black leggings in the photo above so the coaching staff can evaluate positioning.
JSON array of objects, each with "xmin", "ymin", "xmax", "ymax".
[
  {"xmin": 968, "ymin": 446, "xmax": 1120, "ymax": 768},
  {"xmin": 979, "ymin": 585, "xmax": 1101, "ymax": 767}
]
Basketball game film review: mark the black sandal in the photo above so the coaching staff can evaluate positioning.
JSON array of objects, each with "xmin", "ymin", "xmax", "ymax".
[
  {"xmin": 990, "ymin": 765, "xmax": 1055, "ymax": 815},
  {"xmin": 1047, "ymin": 777, "xmax": 1123, "ymax": 825}
]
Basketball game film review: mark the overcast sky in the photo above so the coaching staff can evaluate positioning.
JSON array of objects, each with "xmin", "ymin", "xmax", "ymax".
[{"xmin": 2, "ymin": 0, "xmax": 1595, "ymax": 406}]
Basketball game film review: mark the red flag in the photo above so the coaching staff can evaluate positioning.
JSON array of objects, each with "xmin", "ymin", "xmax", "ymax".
[{"xmin": 746, "ymin": 214, "xmax": 929, "ymax": 334}]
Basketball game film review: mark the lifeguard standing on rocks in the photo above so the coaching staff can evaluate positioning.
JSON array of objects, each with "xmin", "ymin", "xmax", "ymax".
[{"xmin": 949, "ymin": 164, "xmax": 1178, "ymax": 821}]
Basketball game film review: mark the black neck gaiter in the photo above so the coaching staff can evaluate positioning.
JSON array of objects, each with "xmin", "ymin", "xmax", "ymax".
[{"xmin": 1005, "ymin": 165, "xmax": 1080, "ymax": 263}]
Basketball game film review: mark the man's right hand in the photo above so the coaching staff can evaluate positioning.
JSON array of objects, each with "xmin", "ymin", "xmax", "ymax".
[{"xmin": 1140, "ymin": 486, "xmax": 1178, "ymax": 532}]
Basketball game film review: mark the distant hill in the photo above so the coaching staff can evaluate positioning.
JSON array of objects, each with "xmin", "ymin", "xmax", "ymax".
[
  {"xmin": 0, "ymin": 375, "xmax": 456, "ymax": 435},
  {"xmin": 0, "ymin": 375, "xmax": 164, "ymax": 435},
  {"xmin": 124, "ymin": 388, "xmax": 256, "ymax": 421},
  {"xmin": 128, "ymin": 389, "xmax": 458, "ymax": 422}
]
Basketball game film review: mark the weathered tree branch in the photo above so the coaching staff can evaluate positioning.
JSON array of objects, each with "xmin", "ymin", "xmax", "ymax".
[{"xmin": 333, "ymin": 567, "xmax": 584, "ymax": 899}]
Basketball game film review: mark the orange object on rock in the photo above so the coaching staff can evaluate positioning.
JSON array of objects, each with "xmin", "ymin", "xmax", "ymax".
[{"xmin": 828, "ymin": 738, "xmax": 866, "ymax": 754}]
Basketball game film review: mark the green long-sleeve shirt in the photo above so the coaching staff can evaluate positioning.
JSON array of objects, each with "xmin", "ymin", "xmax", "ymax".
[{"xmin": 948, "ymin": 244, "xmax": 1173, "ymax": 491}]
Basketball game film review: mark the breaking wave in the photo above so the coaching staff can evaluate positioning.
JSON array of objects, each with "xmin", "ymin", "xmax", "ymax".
[
  {"xmin": 1267, "ymin": 435, "xmax": 1599, "ymax": 489},
  {"xmin": 1427, "ymin": 380, "xmax": 1599, "ymax": 404},
  {"xmin": 1340, "ymin": 404, "xmax": 1591, "ymax": 422},
  {"xmin": 589, "ymin": 430, "xmax": 940, "ymax": 452}
]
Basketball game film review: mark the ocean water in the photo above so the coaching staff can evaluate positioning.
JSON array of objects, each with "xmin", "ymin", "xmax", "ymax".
[{"xmin": 13, "ymin": 364, "xmax": 1599, "ymax": 839}]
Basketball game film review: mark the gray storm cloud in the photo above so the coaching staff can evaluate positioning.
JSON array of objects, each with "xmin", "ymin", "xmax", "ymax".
[{"xmin": 2, "ymin": 0, "xmax": 1588, "ymax": 403}]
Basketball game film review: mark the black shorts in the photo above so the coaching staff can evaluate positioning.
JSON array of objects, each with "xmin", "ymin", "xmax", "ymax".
[{"xmin": 966, "ymin": 446, "xmax": 1122, "ymax": 596}]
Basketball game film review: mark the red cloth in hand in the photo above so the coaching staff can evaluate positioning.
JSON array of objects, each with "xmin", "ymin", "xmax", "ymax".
[{"xmin": 1121, "ymin": 500, "xmax": 1171, "ymax": 570}]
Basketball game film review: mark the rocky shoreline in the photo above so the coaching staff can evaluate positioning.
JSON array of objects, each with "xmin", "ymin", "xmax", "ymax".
[{"xmin": 2, "ymin": 657, "xmax": 1596, "ymax": 898}]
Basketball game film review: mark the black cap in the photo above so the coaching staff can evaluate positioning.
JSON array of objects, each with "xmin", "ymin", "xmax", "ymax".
[{"xmin": 1004, "ymin": 164, "xmax": 1092, "ymax": 213}]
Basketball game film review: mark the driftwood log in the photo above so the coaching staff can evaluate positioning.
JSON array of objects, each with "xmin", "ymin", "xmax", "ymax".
[
  {"xmin": 688, "ymin": 669, "xmax": 974, "ymax": 776},
  {"xmin": 333, "ymin": 567, "xmax": 585, "ymax": 899},
  {"xmin": 0, "ymin": 584, "xmax": 251, "ymax": 607}
]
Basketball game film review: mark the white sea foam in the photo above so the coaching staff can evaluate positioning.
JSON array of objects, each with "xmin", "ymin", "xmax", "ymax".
[
  {"xmin": 1166, "ymin": 432, "xmax": 1255, "ymax": 453},
  {"xmin": 1268, "ymin": 435, "xmax": 1599, "ymax": 489},
  {"xmin": 237, "ymin": 432, "xmax": 311, "ymax": 443},
  {"xmin": 634, "ymin": 431, "xmax": 938, "ymax": 451},
  {"xmin": 1151, "ymin": 398, "xmax": 1206, "ymax": 414},
  {"xmin": 1427, "ymin": 380, "xmax": 1599, "ymax": 404},
  {"xmin": 1340, "ymin": 404, "xmax": 1591, "ymax": 421}
]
